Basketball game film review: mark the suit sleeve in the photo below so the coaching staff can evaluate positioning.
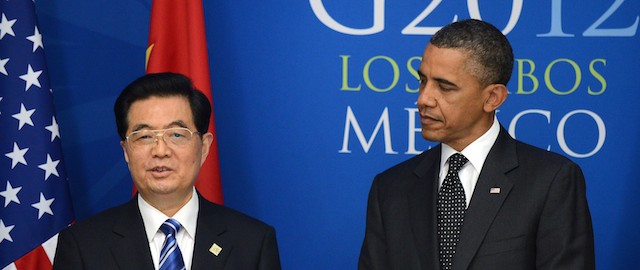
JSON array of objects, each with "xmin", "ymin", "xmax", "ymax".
[
  {"xmin": 258, "ymin": 225, "xmax": 282, "ymax": 270},
  {"xmin": 536, "ymin": 162, "xmax": 595, "ymax": 269},
  {"xmin": 358, "ymin": 176, "xmax": 391, "ymax": 270},
  {"xmin": 52, "ymin": 228, "xmax": 84, "ymax": 270}
]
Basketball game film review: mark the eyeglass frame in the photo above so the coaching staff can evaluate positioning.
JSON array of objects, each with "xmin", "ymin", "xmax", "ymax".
[{"xmin": 124, "ymin": 127, "xmax": 203, "ymax": 149}]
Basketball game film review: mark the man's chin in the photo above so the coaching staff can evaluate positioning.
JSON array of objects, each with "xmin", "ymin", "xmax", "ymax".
[{"xmin": 421, "ymin": 130, "xmax": 441, "ymax": 143}]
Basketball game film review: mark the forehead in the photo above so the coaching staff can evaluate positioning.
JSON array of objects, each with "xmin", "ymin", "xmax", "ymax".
[
  {"xmin": 420, "ymin": 44, "xmax": 484, "ymax": 86},
  {"xmin": 127, "ymin": 96, "xmax": 194, "ymax": 129},
  {"xmin": 420, "ymin": 45, "xmax": 469, "ymax": 74}
]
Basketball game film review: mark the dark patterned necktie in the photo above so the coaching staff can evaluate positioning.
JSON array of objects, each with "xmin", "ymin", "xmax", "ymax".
[
  {"xmin": 159, "ymin": 219, "xmax": 186, "ymax": 270},
  {"xmin": 437, "ymin": 153, "xmax": 469, "ymax": 270}
]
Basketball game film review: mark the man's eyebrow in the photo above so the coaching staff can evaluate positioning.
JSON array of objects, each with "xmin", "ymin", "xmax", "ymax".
[
  {"xmin": 166, "ymin": 120, "xmax": 188, "ymax": 128},
  {"xmin": 131, "ymin": 124, "xmax": 151, "ymax": 132},
  {"xmin": 130, "ymin": 121, "xmax": 189, "ymax": 132},
  {"xmin": 434, "ymin": 77, "xmax": 459, "ymax": 88}
]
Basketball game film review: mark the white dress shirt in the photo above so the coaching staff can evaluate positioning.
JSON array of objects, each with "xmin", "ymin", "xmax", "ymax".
[
  {"xmin": 439, "ymin": 117, "xmax": 500, "ymax": 207},
  {"xmin": 138, "ymin": 187, "xmax": 199, "ymax": 270}
]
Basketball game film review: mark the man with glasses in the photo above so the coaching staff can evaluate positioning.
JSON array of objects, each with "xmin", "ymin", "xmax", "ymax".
[{"xmin": 53, "ymin": 72, "xmax": 281, "ymax": 270}]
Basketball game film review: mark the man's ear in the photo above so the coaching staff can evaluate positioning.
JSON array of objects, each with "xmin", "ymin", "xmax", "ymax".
[
  {"xmin": 199, "ymin": 132, "xmax": 214, "ymax": 166},
  {"xmin": 484, "ymin": 84, "xmax": 508, "ymax": 112},
  {"xmin": 120, "ymin": 140, "xmax": 130, "ymax": 164}
]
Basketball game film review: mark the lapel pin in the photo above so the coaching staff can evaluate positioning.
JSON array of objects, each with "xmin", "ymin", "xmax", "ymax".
[
  {"xmin": 209, "ymin": 243, "xmax": 222, "ymax": 256},
  {"xmin": 490, "ymin": 187, "xmax": 501, "ymax": 194}
]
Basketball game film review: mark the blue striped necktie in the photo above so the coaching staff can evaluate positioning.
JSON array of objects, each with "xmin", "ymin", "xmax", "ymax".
[{"xmin": 159, "ymin": 219, "xmax": 186, "ymax": 270}]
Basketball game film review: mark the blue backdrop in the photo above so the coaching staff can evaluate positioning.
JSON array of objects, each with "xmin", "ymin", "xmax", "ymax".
[{"xmin": 32, "ymin": 0, "xmax": 639, "ymax": 269}]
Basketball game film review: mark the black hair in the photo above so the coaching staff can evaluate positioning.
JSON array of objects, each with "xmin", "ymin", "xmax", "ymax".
[
  {"xmin": 114, "ymin": 72, "xmax": 211, "ymax": 140},
  {"xmin": 430, "ymin": 19, "xmax": 514, "ymax": 86}
]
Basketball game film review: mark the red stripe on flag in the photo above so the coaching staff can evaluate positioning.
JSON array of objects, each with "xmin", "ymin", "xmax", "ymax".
[
  {"xmin": 14, "ymin": 245, "xmax": 52, "ymax": 270},
  {"xmin": 145, "ymin": 0, "xmax": 223, "ymax": 204}
]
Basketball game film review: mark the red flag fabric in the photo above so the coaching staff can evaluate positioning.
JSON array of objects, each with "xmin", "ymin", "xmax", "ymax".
[{"xmin": 145, "ymin": 0, "xmax": 223, "ymax": 204}]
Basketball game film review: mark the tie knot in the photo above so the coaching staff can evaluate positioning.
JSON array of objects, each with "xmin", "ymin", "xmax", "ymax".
[
  {"xmin": 160, "ymin": 218, "xmax": 182, "ymax": 236},
  {"xmin": 448, "ymin": 153, "xmax": 468, "ymax": 173}
]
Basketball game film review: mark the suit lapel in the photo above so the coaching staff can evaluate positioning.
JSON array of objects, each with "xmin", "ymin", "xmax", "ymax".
[
  {"xmin": 407, "ymin": 146, "xmax": 442, "ymax": 270},
  {"xmin": 109, "ymin": 199, "xmax": 155, "ymax": 270},
  {"xmin": 192, "ymin": 194, "xmax": 230, "ymax": 270},
  {"xmin": 453, "ymin": 128, "xmax": 518, "ymax": 270}
]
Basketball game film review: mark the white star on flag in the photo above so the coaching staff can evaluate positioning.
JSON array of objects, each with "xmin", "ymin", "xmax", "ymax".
[
  {"xmin": 11, "ymin": 103, "xmax": 36, "ymax": 130},
  {"xmin": 26, "ymin": 26, "xmax": 43, "ymax": 52},
  {"xmin": 0, "ymin": 220, "xmax": 15, "ymax": 244},
  {"xmin": 0, "ymin": 58, "xmax": 8, "ymax": 76},
  {"xmin": 45, "ymin": 116, "xmax": 61, "ymax": 141},
  {"xmin": 0, "ymin": 181, "xmax": 22, "ymax": 207},
  {"xmin": 1, "ymin": 1, "xmax": 75, "ymax": 267},
  {"xmin": 0, "ymin": 13, "xmax": 16, "ymax": 40},
  {"xmin": 31, "ymin": 193, "xmax": 54, "ymax": 219},
  {"xmin": 38, "ymin": 154, "xmax": 60, "ymax": 180},
  {"xmin": 4, "ymin": 142, "xmax": 28, "ymax": 169},
  {"xmin": 19, "ymin": 64, "xmax": 42, "ymax": 91}
]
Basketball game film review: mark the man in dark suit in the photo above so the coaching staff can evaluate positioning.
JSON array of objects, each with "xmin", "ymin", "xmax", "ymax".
[
  {"xmin": 359, "ymin": 19, "xmax": 595, "ymax": 270},
  {"xmin": 53, "ymin": 73, "xmax": 281, "ymax": 269}
]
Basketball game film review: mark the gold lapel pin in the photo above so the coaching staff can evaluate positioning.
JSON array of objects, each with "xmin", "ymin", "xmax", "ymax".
[
  {"xmin": 209, "ymin": 243, "xmax": 222, "ymax": 256},
  {"xmin": 490, "ymin": 187, "xmax": 501, "ymax": 194}
]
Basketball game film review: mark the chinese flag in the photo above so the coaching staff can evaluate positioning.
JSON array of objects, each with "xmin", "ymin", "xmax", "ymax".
[{"xmin": 145, "ymin": 0, "xmax": 223, "ymax": 204}]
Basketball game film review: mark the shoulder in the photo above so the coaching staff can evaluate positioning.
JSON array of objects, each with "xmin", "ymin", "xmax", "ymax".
[
  {"xmin": 381, "ymin": 145, "xmax": 438, "ymax": 177},
  {"xmin": 379, "ymin": 152, "xmax": 428, "ymax": 177},
  {"xmin": 494, "ymin": 127, "xmax": 580, "ymax": 173},
  {"xmin": 504, "ymin": 138, "xmax": 586, "ymax": 191},
  {"xmin": 56, "ymin": 200, "xmax": 140, "ymax": 253},
  {"xmin": 513, "ymin": 139, "xmax": 578, "ymax": 169},
  {"xmin": 60, "ymin": 199, "xmax": 137, "ymax": 236},
  {"xmin": 370, "ymin": 147, "xmax": 439, "ymax": 192},
  {"xmin": 199, "ymin": 198, "xmax": 275, "ymax": 234}
]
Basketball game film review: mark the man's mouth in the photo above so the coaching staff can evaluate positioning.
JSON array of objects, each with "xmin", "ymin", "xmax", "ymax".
[
  {"xmin": 150, "ymin": 166, "xmax": 171, "ymax": 172},
  {"xmin": 420, "ymin": 114, "xmax": 440, "ymax": 125}
]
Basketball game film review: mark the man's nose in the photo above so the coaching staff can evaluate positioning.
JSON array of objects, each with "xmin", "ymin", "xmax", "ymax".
[
  {"xmin": 417, "ymin": 83, "xmax": 437, "ymax": 107},
  {"xmin": 151, "ymin": 133, "xmax": 171, "ymax": 156}
]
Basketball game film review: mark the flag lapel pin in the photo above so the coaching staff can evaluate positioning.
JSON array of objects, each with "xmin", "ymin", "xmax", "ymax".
[
  {"xmin": 209, "ymin": 243, "xmax": 223, "ymax": 256},
  {"xmin": 490, "ymin": 187, "xmax": 501, "ymax": 194}
]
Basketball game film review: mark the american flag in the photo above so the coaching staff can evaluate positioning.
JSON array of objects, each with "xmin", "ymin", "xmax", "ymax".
[{"xmin": 0, "ymin": 1, "xmax": 74, "ymax": 269}]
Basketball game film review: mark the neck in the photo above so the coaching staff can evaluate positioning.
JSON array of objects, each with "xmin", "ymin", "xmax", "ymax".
[
  {"xmin": 448, "ymin": 114, "xmax": 495, "ymax": 152},
  {"xmin": 140, "ymin": 190, "xmax": 193, "ymax": 217}
]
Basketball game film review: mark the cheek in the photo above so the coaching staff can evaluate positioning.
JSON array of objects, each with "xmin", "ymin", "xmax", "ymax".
[
  {"xmin": 178, "ymin": 150, "xmax": 201, "ymax": 170},
  {"xmin": 191, "ymin": 152, "xmax": 203, "ymax": 168},
  {"xmin": 441, "ymin": 104, "xmax": 470, "ymax": 127},
  {"xmin": 127, "ymin": 153, "xmax": 148, "ymax": 171}
]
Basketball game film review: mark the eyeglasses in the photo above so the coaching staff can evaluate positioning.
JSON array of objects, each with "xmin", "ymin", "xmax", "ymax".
[{"xmin": 125, "ymin": 127, "xmax": 201, "ymax": 149}]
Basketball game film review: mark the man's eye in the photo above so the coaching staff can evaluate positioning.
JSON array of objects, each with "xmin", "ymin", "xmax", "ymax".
[
  {"xmin": 438, "ymin": 84, "xmax": 454, "ymax": 91},
  {"xmin": 169, "ymin": 132, "xmax": 185, "ymax": 138}
]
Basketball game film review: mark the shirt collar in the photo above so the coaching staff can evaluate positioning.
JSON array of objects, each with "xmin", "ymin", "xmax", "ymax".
[
  {"xmin": 441, "ymin": 116, "xmax": 501, "ymax": 173},
  {"xmin": 138, "ymin": 187, "xmax": 199, "ymax": 243}
]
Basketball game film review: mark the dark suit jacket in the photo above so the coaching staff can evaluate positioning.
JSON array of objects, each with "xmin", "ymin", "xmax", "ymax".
[
  {"xmin": 53, "ymin": 193, "xmax": 281, "ymax": 270},
  {"xmin": 359, "ymin": 127, "xmax": 595, "ymax": 270}
]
